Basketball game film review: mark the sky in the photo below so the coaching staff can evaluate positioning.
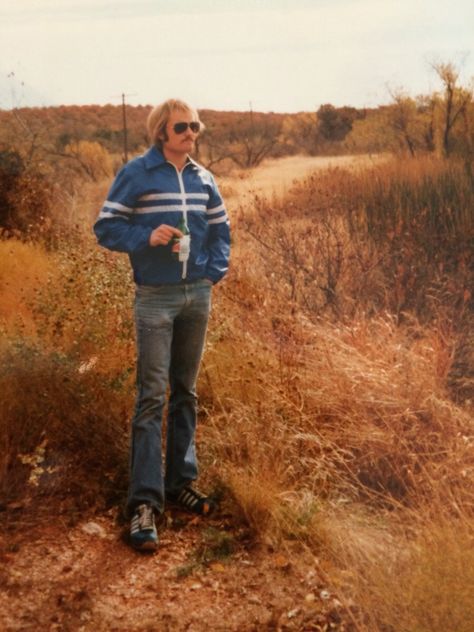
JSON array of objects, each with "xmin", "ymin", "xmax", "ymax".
[{"xmin": 0, "ymin": 0, "xmax": 473, "ymax": 112}]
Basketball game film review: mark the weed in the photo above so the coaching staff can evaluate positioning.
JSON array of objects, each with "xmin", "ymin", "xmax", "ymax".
[{"xmin": 176, "ymin": 527, "xmax": 236, "ymax": 578}]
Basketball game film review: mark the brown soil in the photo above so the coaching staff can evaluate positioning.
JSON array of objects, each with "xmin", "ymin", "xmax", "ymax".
[{"xmin": 0, "ymin": 505, "xmax": 355, "ymax": 631}]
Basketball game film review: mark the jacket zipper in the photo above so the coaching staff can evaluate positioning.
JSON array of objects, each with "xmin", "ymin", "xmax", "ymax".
[{"xmin": 170, "ymin": 162, "xmax": 189, "ymax": 279}]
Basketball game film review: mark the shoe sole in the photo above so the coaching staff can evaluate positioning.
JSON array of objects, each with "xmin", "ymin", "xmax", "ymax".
[
  {"xmin": 167, "ymin": 500, "xmax": 216, "ymax": 516},
  {"xmin": 131, "ymin": 539, "xmax": 159, "ymax": 552}
]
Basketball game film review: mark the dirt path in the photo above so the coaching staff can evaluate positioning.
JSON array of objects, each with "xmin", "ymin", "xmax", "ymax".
[
  {"xmin": 218, "ymin": 153, "xmax": 381, "ymax": 206},
  {"xmin": 0, "ymin": 507, "xmax": 352, "ymax": 631}
]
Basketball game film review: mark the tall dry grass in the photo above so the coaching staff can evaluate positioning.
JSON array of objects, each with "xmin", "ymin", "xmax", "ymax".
[
  {"xmin": 200, "ymin": 155, "xmax": 473, "ymax": 630},
  {"xmin": 338, "ymin": 513, "xmax": 474, "ymax": 632},
  {"xmin": 238, "ymin": 156, "xmax": 472, "ymax": 320}
]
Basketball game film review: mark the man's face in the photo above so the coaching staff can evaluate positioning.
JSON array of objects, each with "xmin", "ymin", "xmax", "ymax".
[{"xmin": 162, "ymin": 109, "xmax": 200, "ymax": 156}]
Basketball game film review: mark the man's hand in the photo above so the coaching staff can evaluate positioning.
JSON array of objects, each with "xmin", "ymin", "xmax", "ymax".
[{"xmin": 149, "ymin": 224, "xmax": 183, "ymax": 247}]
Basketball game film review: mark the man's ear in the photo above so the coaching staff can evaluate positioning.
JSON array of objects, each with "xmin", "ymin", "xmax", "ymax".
[{"xmin": 159, "ymin": 126, "xmax": 169, "ymax": 143}]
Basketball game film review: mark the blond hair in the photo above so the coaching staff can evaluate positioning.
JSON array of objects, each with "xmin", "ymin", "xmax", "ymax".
[{"xmin": 146, "ymin": 99, "xmax": 204, "ymax": 148}]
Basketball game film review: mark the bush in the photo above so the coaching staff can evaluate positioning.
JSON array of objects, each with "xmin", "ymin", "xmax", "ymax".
[
  {"xmin": 238, "ymin": 157, "xmax": 472, "ymax": 323},
  {"xmin": 0, "ymin": 237, "xmax": 135, "ymax": 511},
  {"xmin": 0, "ymin": 339, "xmax": 130, "ymax": 509},
  {"xmin": 0, "ymin": 150, "xmax": 54, "ymax": 237}
]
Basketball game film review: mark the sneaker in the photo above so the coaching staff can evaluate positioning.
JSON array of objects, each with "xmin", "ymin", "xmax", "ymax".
[
  {"xmin": 129, "ymin": 504, "xmax": 159, "ymax": 551},
  {"xmin": 167, "ymin": 486, "xmax": 217, "ymax": 516}
]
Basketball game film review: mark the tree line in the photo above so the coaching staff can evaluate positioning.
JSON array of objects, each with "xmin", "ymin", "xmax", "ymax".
[{"xmin": 0, "ymin": 61, "xmax": 472, "ymax": 236}]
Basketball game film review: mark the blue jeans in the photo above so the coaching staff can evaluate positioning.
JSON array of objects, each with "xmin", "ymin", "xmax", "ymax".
[{"xmin": 126, "ymin": 279, "xmax": 212, "ymax": 516}]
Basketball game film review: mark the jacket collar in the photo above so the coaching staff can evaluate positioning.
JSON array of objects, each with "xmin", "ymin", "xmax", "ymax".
[
  {"xmin": 143, "ymin": 145, "xmax": 166, "ymax": 170},
  {"xmin": 143, "ymin": 145, "xmax": 199, "ymax": 171}
]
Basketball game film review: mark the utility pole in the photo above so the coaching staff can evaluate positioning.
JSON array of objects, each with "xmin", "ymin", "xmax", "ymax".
[
  {"xmin": 112, "ymin": 92, "xmax": 137, "ymax": 164},
  {"xmin": 121, "ymin": 93, "xmax": 128, "ymax": 163}
]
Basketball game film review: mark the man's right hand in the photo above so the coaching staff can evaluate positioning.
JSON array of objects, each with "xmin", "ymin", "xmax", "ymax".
[{"xmin": 149, "ymin": 224, "xmax": 183, "ymax": 247}]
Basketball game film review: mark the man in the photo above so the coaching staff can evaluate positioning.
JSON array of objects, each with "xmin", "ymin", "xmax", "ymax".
[{"xmin": 94, "ymin": 99, "xmax": 230, "ymax": 551}]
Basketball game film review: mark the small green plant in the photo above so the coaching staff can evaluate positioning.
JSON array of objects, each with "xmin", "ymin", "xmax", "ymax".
[{"xmin": 176, "ymin": 527, "xmax": 236, "ymax": 578}]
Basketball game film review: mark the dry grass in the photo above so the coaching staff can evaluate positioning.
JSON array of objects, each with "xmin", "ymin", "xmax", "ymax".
[
  {"xmin": 201, "ymin": 154, "xmax": 473, "ymax": 629},
  {"xmin": 340, "ymin": 514, "xmax": 474, "ymax": 632},
  {"xmin": 203, "ymin": 302, "xmax": 473, "ymax": 507}
]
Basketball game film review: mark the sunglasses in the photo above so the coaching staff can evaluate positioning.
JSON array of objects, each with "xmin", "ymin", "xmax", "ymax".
[{"xmin": 173, "ymin": 121, "xmax": 201, "ymax": 134}]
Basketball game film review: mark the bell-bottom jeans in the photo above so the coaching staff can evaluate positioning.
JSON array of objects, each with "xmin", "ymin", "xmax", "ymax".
[{"xmin": 126, "ymin": 279, "xmax": 212, "ymax": 517}]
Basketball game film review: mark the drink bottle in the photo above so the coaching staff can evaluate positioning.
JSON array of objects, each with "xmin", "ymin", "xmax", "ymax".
[{"xmin": 171, "ymin": 216, "xmax": 190, "ymax": 263}]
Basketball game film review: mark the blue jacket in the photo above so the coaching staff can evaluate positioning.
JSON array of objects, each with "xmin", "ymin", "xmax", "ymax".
[{"xmin": 94, "ymin": 146, "xmax": 230, "ymax": 285}]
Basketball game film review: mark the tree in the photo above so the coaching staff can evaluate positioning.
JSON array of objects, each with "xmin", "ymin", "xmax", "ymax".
[
  {"xmin": 345, "ymin": 108, "xmax": 396, "ymax": 154},
  {"xmin": 386, "ymin": 89, "xmax": 424, "ymax": 156},
  {"xmin": 228, "ymin": 113, "xmax": 282, "ymax": 168},
  {"xmin": 317, "ymin": 104, "xmax": 360, "ymax": 142},
  {"xmin": 431, "ymin": 61, "xmax": 473, "ymax": 157},
  {"xmin": 281, "ymin": 112, "xmax": 319, "ymax": 155},
  {"xmin": 199, "ymin": 111, "xmax": 283, "ymax": 170},
  {"xmin": 416, "ymin": 94, "xmax": 437, "ymax": 152},
  {"xmin": 63, "ymin": 140, "xmax": 113, "ymax": 181}
]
